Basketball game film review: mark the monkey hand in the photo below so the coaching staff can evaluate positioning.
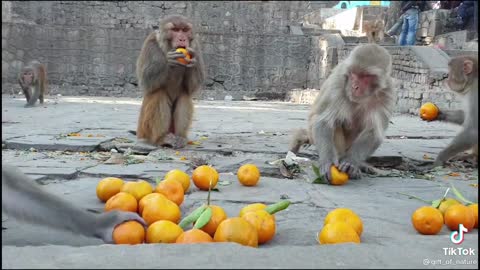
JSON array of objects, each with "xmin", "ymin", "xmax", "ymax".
[
  {"xmin": 436, "ymin": 110, "xmax": 447, "ymax": 121},
  {"xmin": 184, "ymin": 47, "xmax": 197, "ymax": 68},
  {"xmin": 173, "ymin": 136, "xmax": 188, "ymax": 149},
  {"xmin": 94, "ymin": 210, "xmax": 146, "ymax": 244},
  {"xmin": 317, "ymin": 160, "xmax": 339, "ymax": 184},
  {"xmin": 167, "ymin": 50, "xmax": 190, "ymax": 67},
  {"xmin": 338, "ymin": 158, "xmax": 362, "ymax": 179}
]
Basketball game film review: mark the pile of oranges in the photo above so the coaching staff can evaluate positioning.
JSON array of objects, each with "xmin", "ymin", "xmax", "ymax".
[
  {"xmin": 317, "ymin": 208, "xmax": 363, "ymax": 244},
  {"xmin": 95, "ymin": 163, "xmax": 277, "ymax": 245},
  {"xmin": 411, "ymin": 198, "xmax": 478, "ymax": 236}
]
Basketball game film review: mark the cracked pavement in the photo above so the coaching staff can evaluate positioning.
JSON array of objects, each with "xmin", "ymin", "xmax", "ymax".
[{"xmin": 1, "ymin": 95, "xmax": 478, "ymax": 269}]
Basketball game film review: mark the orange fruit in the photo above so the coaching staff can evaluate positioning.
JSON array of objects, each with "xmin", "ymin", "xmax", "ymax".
[
  {"xmin": 175, "ymin": 48, "xmax": 192, "ymax": 65},
  {"xmin": 444, "ymin": 204, "xmax": 475, "ymax": 231},
  {"xmin": 198, "ymin": 205, "xmax": 228, "ymax": 237},
  {"xmin": 146, "ymin": 220, "xmax": 183, "ymax": 244},
  {"xmin": 242, "ymin": 210, "xmax": 276, "ymax": 244},
  {"xmin": 318, "ymin": 221, "xmax": 361, "ymax": 244},
  {"xmin": 164, "ymin": 169, "xmax": 191, "ymax": 192},
  {"xmin": 104, "ymin": 192, "xmax": 138, "ymax": 213},
  {"xmin": 438, "ymin": 198, "xmax": 461, "ymax": 214},
  {"xmin": 138, "ymin": 193, "xmax": 167, "ymax": 215},
  {"xmin": 324, "ymin": 208, "xmax": 363, "ymax": 237},
  {"xmin": 112, "ymin": 220, "xmax": 145, "ymax": 245},
  {"xmin": 239, "ymin": 203, "xmax": 276, "ymax": 222},
  {"xmin": 237, "ymin": 164, "xmax": 261, "ymax": 186},
  {"xmin": 411, "ymin": 206, "xmax": 444, "ymax": 235},
  {"xmin": 155, "ymin": 179, "xmax": 184, "ymax": 206},
  {"xmin": 419, "ymin": 102, "xmax": 439, "ymax": 121},
  {"xmin": 121, "ymin": 180, "xmax": 153, "ymax": 201},
  {"xmin": 96, "ymin": 177, "xmax": 124, "ymax": 202},
  {"xmin": 192, "ymin": 165, "xmax": 219, "ymax": 191},
  {"xmin": 176, "ymin": 229, "xmax": 214, "ymax": 244},
  {"xmin": 239, "ymin": 203, "xmax": 267, "ymax": 217},
  {"xmin": 468, "ymin": 204, "xmax": 478, "ymax": 228},
  {"xmin": 330, "ymin": 166, "xmax": 349, "ymax": 186},
  {"xmin": 214, "ymin": 217, "xmax": 258, "ymax": 248},
  {"xmin": 142, "ymin": 196, "xmax": 181, "ymax": 225}
]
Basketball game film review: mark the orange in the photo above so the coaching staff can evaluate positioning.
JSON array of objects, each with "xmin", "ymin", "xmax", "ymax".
[
  {"xmin": 138, "ymin": 193, "xmax": 167, "ymax": 215},
  {"xmin": 419, "ymin": 102, "xmax": 439, "ymax": 121},
  {"xmin": 96, "ymin": 177, "xmax": 124, "ymax": 202},
  {"xmin": 468, "ymin": 204, "xmax": 478, "ymax": 228},
  {"xmin": 146, "ymin": 220, "xmax": 183, "ymax": 244},
  {"xmin": 330, "ymin": 166, "xmax": 349, "ymax": 186},
  {"xmin": 176, "ymin": 229, "xmax": 214, "ymax": 244},
  {"xmin": 176, "ymin": 48, "xmax": 192, "ymax": 65},
  {"xmin": 121, "ymin": 180, "xmax": 153, "ymax": 201},
  {"xmin": 438, "ymin": 198, "xmax": 461, "ymax": 214},
  {"xmin": 192, "ymin": 165, "xmax": 219, "ymax": 191},
  {"xmin": 104, "ymin": 192, "xmax": 138, "ymax": 213},
  {"xmin": 411, "ymin": 206, "xmax": 444, "ymax": 235},
  {"xmin": 318, "ymin": 221, "xmax": 361, "ymax": 244},
  {"xmin": 142, "ymin": 196, "xmax": 181, "ymax": 225},
  {"xmin": 155, "ymin": 179, "xmax": 184, "ymax": 206},
  {"xmin": 239, "ymin": 203, "xmax": 276, "ymax": 222},
  {"xmin": 242, "ymin": 210, "xmax": 276, "ymax": 244},
  {"xmin": 324, "ymin": 208, "xmax": 363, "ymax": 237},
  {"xmin": 444, "ymin": 204, "xmax": 475, "ymax": 231},
  {"xmin": 214, "ymin": 217, "xmax": 258, "ymax": 248},
  {"xmin": 164, "ymin": 169, "xmax": 191, "ymax": 192},
  {"xmin": 199, "ymin": 205, "xmax": 228, "ymax": 237},
  {"xmin": 237, "ymin": 164, "xmax": 261, "ymax": 186},
  {"xmin": 112, "ymin": 220, "xmax": 145, "ymax": 245},
  {"xmin": 239, "ymin": 203, "xmax": 267, "ymax": 217}
]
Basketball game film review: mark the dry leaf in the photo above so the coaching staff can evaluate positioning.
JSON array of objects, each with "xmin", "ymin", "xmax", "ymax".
[
  {"xmin": 68, "ymin": 132, "xmax": 81, "ymax": 137},
  {"xmin": 180, "ymin": 156, "xmax": 187, "ymax": 161},
  {"xmin": 449, "ymin": 172, "xmax": 460, "ymax": 177}
]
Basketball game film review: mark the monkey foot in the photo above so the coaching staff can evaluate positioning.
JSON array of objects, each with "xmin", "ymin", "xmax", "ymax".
[{"xmin": 162, "ymin": 133, "xmax": 187, "ymax": 149}]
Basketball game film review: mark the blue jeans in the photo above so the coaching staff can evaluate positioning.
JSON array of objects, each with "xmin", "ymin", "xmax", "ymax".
[{"xmin": 398, "ymin": 8, "xmax": 419, "ymax": 46}]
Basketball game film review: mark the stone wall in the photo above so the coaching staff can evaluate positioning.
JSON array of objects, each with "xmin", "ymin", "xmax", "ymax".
[{"xmin": 2, "ymin": 1, "xmax": 315, "ymax": 99}]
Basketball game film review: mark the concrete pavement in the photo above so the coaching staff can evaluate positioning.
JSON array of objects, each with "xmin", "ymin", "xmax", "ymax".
[{"xmin": 2, "ymin": 95, "xmax": 478, "ymax": 268}]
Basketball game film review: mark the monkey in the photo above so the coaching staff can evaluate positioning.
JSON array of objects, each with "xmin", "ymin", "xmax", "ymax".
[
  {"xmin": 289, "ymin": 44, "xmax": 395, "ymax": 183},
  {"xmin": 136, "ymin": 15, "xmax": 205, "ymax": 149},
  {"xmin": 427, "ymin": 55, "xmax": 478, "ymax": 166},
  {"xmin": 2, "ymin": 164, "xmax": 145, "ymax": 244},
  {"xmin": 363, "ymin": 19, "xmax": 385, "ymax": 44},
  {"xmin": 18, "ymin": 60, "xmax": 48, "ymax": 107}
]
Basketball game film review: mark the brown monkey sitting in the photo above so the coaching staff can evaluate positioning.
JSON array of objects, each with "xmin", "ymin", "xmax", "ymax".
[
  {"xmin": 136, "ymin": 15, "xmax": 205, "ymax": 148},
  {"xmin": 363, "ymin": 19, "xmax": 385, "ymax": 44},
  {"xmin": 290, "ymin": 44, "xmax": 395, "ymax": 182},
  {"xmin": 429, "ymin": 55, "xmax": 478, "ymax": 166},
  {"xmin": 18, "ymin": 60, "xmax": 48, "ymax": 107}
]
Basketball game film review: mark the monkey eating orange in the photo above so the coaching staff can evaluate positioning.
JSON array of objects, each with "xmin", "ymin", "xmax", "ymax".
[
  {"xmin": 176, "ymin": 48, "xmax": 192, "ymax": 65},
  {"xmin": 419, "ymin": 102, "xmax": 439, "ymax": 121}
]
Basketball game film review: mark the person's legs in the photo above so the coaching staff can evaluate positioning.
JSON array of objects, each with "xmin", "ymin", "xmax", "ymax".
[
  {"xmin": 405, "ymin": 9, "xmax": 419, "ymax": 45},
  {"xmin": 398, "ymin": 13, "xmax": 409, "ymax": 45},
  {"xmin": 386, "ymin": 14, "xmax": 405, "ymax": 35}
]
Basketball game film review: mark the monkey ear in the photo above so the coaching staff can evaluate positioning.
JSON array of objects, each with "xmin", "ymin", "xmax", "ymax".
[{"xmin": 463, "ymin": 60, "xmax": 473, "ymax": 75}]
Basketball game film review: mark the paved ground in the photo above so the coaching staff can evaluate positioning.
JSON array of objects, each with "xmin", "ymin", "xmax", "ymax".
[{"xmin": 2, "ymin": 95, "xmax": 478, "ymax": 269}]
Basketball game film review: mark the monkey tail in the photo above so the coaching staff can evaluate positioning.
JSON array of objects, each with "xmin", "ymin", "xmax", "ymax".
[
  {"xmin": 38, "ymin": 64, "xmax": 48, "ymax": 95},
  {"xmin": 289, "ymin": 128, "xmax": 310, "ymax": 154}
]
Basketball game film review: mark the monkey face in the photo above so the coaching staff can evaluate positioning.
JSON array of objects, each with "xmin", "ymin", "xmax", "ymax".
[
  {"xmin": 445, "ymin": 58, "xmax": 475, "ymax": 94},
  {"xmin": 167, "ymin": 24, "xmax": 192, "ymax": 49},
  {"xmin": 347, "ymin": 70, "xmax": 378, "ymax": 102},
  {"xmin": 22, "ymin": 72, "xmax": 34, "ymax": 85}
]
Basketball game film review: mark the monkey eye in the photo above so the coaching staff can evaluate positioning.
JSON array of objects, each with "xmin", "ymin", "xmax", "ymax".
[{"xmin": 172, "ymin": 28, "xmax": 180, "ymax": 32}]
